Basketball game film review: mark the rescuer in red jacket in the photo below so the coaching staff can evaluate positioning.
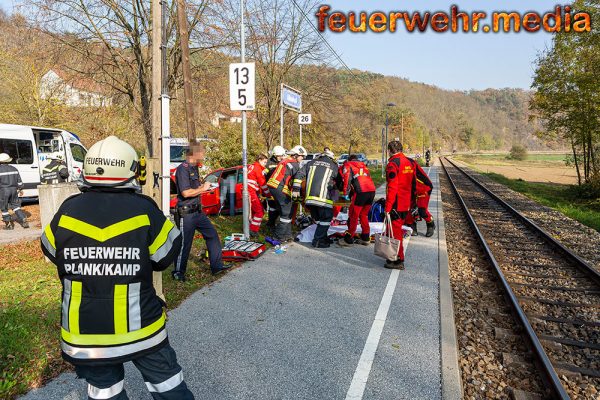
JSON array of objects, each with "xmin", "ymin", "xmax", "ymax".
[
  {"xmin": 338, "ymin": 154, "xmax": 376, "ymax": 247},
  {"xmin": 384, "ymin": 141, "xmax": 416, "ymax": 270},
  {"xmin": 248, "ymin": 154, "xmax": 270, "ymax": 238},
  {"xmin": 405, "ymin": 159, "xmax": 435, "ymax": 237}
]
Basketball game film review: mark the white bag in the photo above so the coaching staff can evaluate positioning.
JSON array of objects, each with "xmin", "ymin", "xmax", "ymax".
[{"xmin": 373, "ymin": 214, "xmax": 401, "ymax": 261}]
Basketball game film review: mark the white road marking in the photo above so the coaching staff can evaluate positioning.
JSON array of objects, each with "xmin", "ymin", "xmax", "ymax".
[{"xmin": 345, "ymin": 163, "xmax": 434, "ymax": 400}]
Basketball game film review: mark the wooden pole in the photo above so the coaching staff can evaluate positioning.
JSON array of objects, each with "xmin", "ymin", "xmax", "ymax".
[{"xmin": 176, "ymin": 0, "xmax": 196, "ymax": 141}]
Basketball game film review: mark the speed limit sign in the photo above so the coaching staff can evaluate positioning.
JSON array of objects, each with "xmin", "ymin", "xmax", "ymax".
[
  {"xmin": 229, "ymin": 63, "xmax": 255, "ymax": 111},
  {"xmin": 298, "ymin": 114, "xmax": 312, "ymax": 125}
]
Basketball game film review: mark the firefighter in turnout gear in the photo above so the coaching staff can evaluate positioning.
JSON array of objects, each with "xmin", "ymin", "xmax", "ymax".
[
  {"xmin": 0, "ymin": 152, "xmax": 28, "ymax": 229},
  {"xmin": 293, "ymin": 149, "xmax": 338, "ymax": 248},
  {"xmin": 40, "ymin": 136, "xmax": 194, "ymax": 400},
  {"xmin": 173, "ymin": 143, "xmax": 229, "ymax": 281},
  {"xmin": 384, "ymin": 141, "xmax": 416, "ymax": 270},
  {"xmin": 267, "ymin": 145, "xmax": 307, "ymax": 241},
  {"xmin": 248, "ymin": 154, "xmax": 270, "ymax": 237},
  {"xmin": 338, "ymin": 154, "xmax": 376, "ymax": 247},
  {"xmin": 405, "ymin": 159, "xmax": 435, "ymax": 237},
  {"xmin": 41, "ymin": 155, "xmax": 69, "ymax": 184},
  {"xmin": 265, "ymin": 145, "xmax": 286, "ymax": 230}
]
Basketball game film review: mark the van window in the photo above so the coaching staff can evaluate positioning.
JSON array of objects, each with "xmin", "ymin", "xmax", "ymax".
[
  {"xmin": 0, "ymin": 139, "xmax": 33, "ymax": 164},
  {"xmin": 70, "ymin": 144, "xmax": 86, "ymax": 163}
]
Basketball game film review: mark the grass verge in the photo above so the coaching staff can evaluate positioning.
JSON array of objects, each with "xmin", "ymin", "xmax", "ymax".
[
  {"xmin": 0, "ymin": 214, "xmax": 245, "ymax": 399},
  {"xmin": 484, "ymin": 172, "xmax": 600, "ymax": 232}
]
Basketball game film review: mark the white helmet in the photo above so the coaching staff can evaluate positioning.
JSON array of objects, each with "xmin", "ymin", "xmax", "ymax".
[
  {"xmin": 82, "ymin": 136, "xmax": 139, "ymax": 189},
  {"xmin": 322, "ymin": 149, "xmax": 335, "ymax": 159},
  {"xmin": 287, "ymin": 145, "xmax": 308, "ymax": 157},
  {"xmin": 0, "ymin": 153, "xmax": 12, "ymax": 163},
  {"xmin": 271, "ymin": 145, "xmax": 286, "ymax": 157}
]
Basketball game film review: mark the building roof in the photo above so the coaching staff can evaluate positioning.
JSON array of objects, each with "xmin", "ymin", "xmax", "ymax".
[{"xmin": 46, "ymin": 68, "xmax": 110, "ymax": 96}]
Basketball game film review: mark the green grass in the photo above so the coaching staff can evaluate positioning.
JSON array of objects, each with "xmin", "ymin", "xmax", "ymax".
[
  {"xmin": 484, "ymin": 172, "xmax": 600, "ymax": 232},
  {"xmin": 0, "ymin": 214, "xmax": 248, "ymax": 399},
  {"xmin": 456, "ymin": 153, "xmax": 569, "ymax": 166}
]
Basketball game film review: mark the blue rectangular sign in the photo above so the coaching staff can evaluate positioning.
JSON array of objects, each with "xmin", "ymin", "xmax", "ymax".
[{"xmin": 282, "ymin": 87, "xmax": 302, "ymax": 111}]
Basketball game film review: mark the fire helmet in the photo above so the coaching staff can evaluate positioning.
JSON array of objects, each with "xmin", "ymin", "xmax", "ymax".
[
  {"xmin": 270, "ymin": 145, "xmax": 286, "ymax": 157},
  {"xmin": 287, "ymin": 145, "xmax": 308, "ymax": 157},
  {"xmin": 82, "ymin": 136, "xmax": 139, "ymax": 190}
]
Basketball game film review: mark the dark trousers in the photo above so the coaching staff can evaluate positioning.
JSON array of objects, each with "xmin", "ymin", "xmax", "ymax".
[
  {"xmin": 272, "ymin": 189, "xmax": 294, "ymax": 239},
  {"xmin": 309, "ymin": 206, "xmax": 333, "ymax": 245},
  {"xmin": 266, "ymin": 198, "xmax": 280, "ymax": 227},
  {"xmin": 75, "ymin": 345, "xmax": 194, "ymax": 400},
  {"xmin": 0, "ymin": 187, "xmax": 25, "ymax": 222},
  {"xmin": 174, "ymin": 211, "xmax": 223, "ymax": 274}
]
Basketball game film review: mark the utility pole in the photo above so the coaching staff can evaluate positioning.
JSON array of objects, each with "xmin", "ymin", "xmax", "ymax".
[
  {"xmin": 401, "ymin": 112, "xmax": 404, "ymax": 146},
  {"xmin": 240, "ymin": 0, "xmax": 249, "ymax": 238},
  {"xmin": 280, "ymin": 83, "xmax": 284, "ymax": 147},
  {"xmin": 177, "ymin": 0, "xmax": 196, "ymax": 141},
  {"xmin": 151, "ymin": 0, "xmax": 161, "ymax": 160},
  {"xmin": 381, "ymin": 127, "xmax": 385, "ymax": 178}
]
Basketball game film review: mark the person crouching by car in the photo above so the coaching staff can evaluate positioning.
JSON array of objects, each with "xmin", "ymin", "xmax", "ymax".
[
  {"xmin": 384, "ymin": 141, "xmax": 416, "ymax": 270},
  {"xmin": 338, "ymin": 154, "xmax": 376, "ymax": 247}
]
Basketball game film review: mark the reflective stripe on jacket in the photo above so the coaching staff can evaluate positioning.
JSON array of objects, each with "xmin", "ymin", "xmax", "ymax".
[
  {"xmin": 248, "ymin": 161, "xmax": 270, "ymax": 196},
  {"xmin": 267, "ymin": 158, "xmax": 299, "ymax": 196},
  {"xmin": 40, "ymin": 190, "xmax": 182, "ymax": 366},
  {"xmin": 293, "ymin": 155, "xmax": 338, "ymax": 208}
]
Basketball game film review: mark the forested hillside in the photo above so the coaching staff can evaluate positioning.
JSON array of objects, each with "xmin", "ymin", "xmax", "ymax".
[{"xmin": 0, "ymin": 7, "xmax": 556, "ymax": 164}]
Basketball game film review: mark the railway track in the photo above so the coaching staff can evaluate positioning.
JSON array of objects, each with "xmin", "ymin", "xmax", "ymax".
[{"xmin": 441, "ymin": 157, "xmax": 600, "ymax": 399}]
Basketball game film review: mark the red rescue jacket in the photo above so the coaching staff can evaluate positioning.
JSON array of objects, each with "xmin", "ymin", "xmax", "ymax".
[
  {"xmin": 267, "ymin": 158, "xmax": 299, "ymax": 196},
  {"xmin": 248, "ymin": 161, "xmax": 270, "ymax": 196},
  {"xmin": 385, "ymin": 153, "xmax": 416, "ymax": 212},
  {"xmin": 411, "ymin": 159, "xmax": 433, "ymax": 198},
  {"xmin": 340, "ymin": 161, "xmax": 376, "ymax": 196}
]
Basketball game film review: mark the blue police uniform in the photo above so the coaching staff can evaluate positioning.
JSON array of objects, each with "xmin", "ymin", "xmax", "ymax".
[{"xmin": 173, "ymin": 162, "xmax": 224, "ymax": 278}]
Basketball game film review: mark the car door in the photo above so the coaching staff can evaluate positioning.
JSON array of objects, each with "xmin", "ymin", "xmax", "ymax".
[
  {"xmin": 234, "ymin": 167, "xmax": 244, "ymax": 212},
  {"xmin": 200, "ymin": 170, "xmax": 222, "ymax": 215}
]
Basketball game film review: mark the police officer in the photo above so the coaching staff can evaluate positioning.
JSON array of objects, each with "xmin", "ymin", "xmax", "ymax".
[
  {"xmin": 292, "ymin": 149, "xmax": 338, "ymax": 248},
  {"xmin": 40, "ymin": 136, "xmax": 194, "ymax": 400},
  {"xmin": 41, "ymin": 155, "xmax": 69, "ymax": 184},
  {"xmin": 173, "ymin": 142, "xmax": 229, "ymax": 281},
  {"xmin": 265, "ymin": 145, "xmax": 286, "ymax": 230},
  {"xmin": 0, "ymin": 152, "xmax": 28, "ymax": 229}
]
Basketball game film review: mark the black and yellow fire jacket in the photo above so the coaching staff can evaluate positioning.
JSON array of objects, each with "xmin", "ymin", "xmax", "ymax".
[
  {"xmin": 293, "ymin": 155, "xmax": 338, "ymax": 208},
  {"xmin": 40, "ymin": 188, "xmax": 181, "ymax": 366}
]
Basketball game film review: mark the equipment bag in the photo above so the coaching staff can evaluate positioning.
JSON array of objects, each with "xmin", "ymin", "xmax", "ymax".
[
  {"xmin": 369, "ymin": 198, "xmax": 385, "ymax": 222},
  {"xmin": 222, "ymin": 240, "xmax": 266, "ymax": 261},
  {"xmin": 374, "ymin": 214, "xmax": 401, "ymax": 261}
]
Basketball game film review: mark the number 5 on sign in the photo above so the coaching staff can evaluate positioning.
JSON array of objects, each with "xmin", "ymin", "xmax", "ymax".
[{"xmin": 229, "ymin": 63, "xmax": 255, "ymax": 111}]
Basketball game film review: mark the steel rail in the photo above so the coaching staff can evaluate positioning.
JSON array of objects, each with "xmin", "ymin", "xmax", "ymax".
[
  {"xmin": 445, "ymin": 157, "xmax": 600, "ymax": 287},
  {"xmin": 440, "ymin": 157, "xmax": 571, "ymax": 400}
]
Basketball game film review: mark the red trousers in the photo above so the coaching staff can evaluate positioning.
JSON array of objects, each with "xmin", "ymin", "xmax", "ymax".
[
  {"xmin": 250, "ymin": 190, "xmax": 264, "ymax": 232},
  {"xmin": 390, "ymin": 215, "xmax": 406, "ymax": 261},
  {"xmin": 348, "ymin": 202, "xmax": 372, "ymax": 236},
  {"xmin": 405, "ymin": 195, "xmax": 433, "ymax": 225}
]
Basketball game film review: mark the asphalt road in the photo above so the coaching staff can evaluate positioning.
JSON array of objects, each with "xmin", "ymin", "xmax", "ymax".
[{"xmin": 22, "ymin": 170, "xmax": 443, "ymax": 400}]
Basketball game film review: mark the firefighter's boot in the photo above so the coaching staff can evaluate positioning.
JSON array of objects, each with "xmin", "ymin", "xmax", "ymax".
[
  {"xmin": 338, "ymin": 233, "xmax": 353, "ymax": 247},
  {"xmin": 358, "ymin": 233, "xmax": 370, "ymax": 246},
  {"xmin": 426, "ymin": 220, "xmax": 436, "ymax": 237},
  {"xmin": 410, "ymin": 222, "xmax": 418, "ymax": 236}
]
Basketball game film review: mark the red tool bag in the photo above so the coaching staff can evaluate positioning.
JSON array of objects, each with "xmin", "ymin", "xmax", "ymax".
[{"xmin": 222, "ymin": 240, "xmax": 266, "ymax": 262}]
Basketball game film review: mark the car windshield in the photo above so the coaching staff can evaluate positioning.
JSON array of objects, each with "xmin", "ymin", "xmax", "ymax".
[
  {"xmin": 339, "ymin": 154, "xmax": 348, "ymax": 160},
  {"xmin": 170, "ymin": 146, "xmax": 188, "ymax": 163}
]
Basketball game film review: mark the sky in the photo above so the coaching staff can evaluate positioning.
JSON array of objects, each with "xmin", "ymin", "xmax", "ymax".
[
  {"xmin": 318, "ymin": 0, "xmax": 555, "ymax": 90},
  {"xmin": 0, "ymin": 0, "xmax": 557, "ymax": 91}
]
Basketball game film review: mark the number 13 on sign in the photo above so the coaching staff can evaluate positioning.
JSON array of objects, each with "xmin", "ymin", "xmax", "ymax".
[{"xmin": 229, "ymin": 63, "xmax": 255, "ymax": 111}]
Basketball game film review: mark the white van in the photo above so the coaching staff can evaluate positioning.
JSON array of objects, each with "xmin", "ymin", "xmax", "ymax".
[{"xmin": 0, "ymin": 123, "xmax": 88, "ymax": 198}]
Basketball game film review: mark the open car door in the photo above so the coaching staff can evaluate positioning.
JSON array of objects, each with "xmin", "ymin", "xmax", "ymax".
[{"xmin": 200, "ymin": 170, "xmax": 222, "ymax": 215}]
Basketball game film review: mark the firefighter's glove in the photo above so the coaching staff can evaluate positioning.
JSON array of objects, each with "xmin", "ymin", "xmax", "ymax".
[{"xmin": 291, "ymin": 191, "xmax": 300, "ymax": 200}]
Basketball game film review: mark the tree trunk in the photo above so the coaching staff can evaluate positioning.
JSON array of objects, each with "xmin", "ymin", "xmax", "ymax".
[{"xmin": 571, "ymin": 135, "xmax": 581, "ymax": 186}]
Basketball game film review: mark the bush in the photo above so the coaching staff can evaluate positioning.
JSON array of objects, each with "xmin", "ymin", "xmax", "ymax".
[{"xmin": 508, "ymin": 144, "xmax": 528, "ymax": 160}]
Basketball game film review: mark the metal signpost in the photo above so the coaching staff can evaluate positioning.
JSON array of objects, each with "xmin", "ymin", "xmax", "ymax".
[
  {"xmin": 230, "ymin": 2, "xmax": 255, "ymax": 238},
  {"xmin": 280, "ymin": 84, "xmax": 302, "ymax": 146},
  {"xmin": 298, "ymin": 113, "xmax": 311, "ymax": 146}
]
